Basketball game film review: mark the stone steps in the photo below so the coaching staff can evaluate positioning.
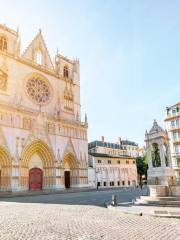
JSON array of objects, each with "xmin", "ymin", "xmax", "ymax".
[
  {"xmin": 135, "ymin": 196, "xmax": 180, "ymax": 207},
  {"xmin": 139, "ymin": 196, "xmax": 180, "ymax": 201}
]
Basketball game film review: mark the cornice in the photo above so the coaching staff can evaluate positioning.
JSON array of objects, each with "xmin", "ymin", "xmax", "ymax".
[
  {"xmin": 0, "ymin": 24, "xmax": 18, "ymax": 36},
  {"xmin": 164, "ymin": 114, "xmax": 180, "ymax": 122},
  {"xmin": 58, "ymin": 53, "xmax": 74, "ymax": 65}
]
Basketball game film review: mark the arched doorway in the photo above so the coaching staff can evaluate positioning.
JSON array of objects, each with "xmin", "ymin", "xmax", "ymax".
[
  {"xmin": 20, "ymin": 140, "xmax": 55, "ymax": 191},
  {"xmin": 0, "ymin": 147, "xmax": 11, "ymax": 191},
  {"xmin": 61, "ymin": 153, "xmax": 77, "ymax": 189},
  {"xmin": 29, "ymin": 168, "xmax": 43, "ymax": 190}
]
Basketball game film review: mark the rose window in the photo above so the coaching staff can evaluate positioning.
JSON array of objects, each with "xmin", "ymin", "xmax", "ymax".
[{"xmin": 26, "ymin": 77, "xmax": 51, "ymax": 105}]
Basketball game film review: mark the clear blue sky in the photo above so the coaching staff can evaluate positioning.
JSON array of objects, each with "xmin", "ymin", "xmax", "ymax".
[{"xmin": 0, "ymin": 0, "xmax": 179, "ymax": 145}]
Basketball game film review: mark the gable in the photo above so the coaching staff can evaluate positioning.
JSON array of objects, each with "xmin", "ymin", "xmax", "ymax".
[
  {"xmin": 63, "ymin": 138, "xmax": 78, "ymax": 160},
  {"xmin": 22, "ymin": 30, "xmax": 54, "ymax": 71}
]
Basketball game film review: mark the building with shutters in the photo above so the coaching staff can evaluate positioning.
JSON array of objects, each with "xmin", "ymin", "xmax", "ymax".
[
  {"xmin": 88, "ymin": 137, "xmax": 138, "ymax": 188},
  {"xmin": 165, "ymin": 102, "xmax": 180, "ymax": 183}
]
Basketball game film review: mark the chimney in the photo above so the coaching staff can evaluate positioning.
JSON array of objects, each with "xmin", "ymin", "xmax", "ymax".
[
  {"xmin": 101, "ymin": 136, "xmax": 104, "ymax": 142},
  {"xmin": 118, "ymin": 137, "xmax": 121, "ymax": 145}
]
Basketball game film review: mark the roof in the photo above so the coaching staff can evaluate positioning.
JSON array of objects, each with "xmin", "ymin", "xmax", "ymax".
[
  {"xmin": 89, "ymin": 141, "xmax": 123, "ymax": 150},
  {"xmin": 88, "ymin": 152, "xmax": 135, "ymax": 159},
  {"xmin": 0, "ymin": 23, "xmax": 18, "ymax": 36},
  {"xmin": 88, "ymin": 140, "xmax": 138, "ymax": 150},
  {"xmin": 121, "ymin": 140, "xmax": 138, "ymax": 146},
  {"xmin": 166, "ymin": 102, "xmax": 180, "ymax": 109}
]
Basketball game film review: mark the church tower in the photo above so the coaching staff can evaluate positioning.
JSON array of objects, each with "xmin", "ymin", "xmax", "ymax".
[{"xmin": 0, "ymin": 23, "xmax": 88, "ymax": 192}]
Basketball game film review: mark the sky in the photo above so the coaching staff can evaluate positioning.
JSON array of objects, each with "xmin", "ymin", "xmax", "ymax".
[{"xmin": 0, "ymin": 0, "xmax": 179, "ymax": 146}]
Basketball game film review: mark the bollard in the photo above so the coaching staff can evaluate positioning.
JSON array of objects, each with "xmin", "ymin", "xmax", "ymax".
[{"xmin": 111, "ymin": 194, "xmax": 117, "ymax": 206}]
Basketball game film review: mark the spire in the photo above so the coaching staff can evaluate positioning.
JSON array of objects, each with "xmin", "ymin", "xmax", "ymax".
[
  {"xmin": 153, "ymin": 119, "xmax": 158, "ymax": 127},
  {"xmin": 16, "ymin": 25, "xmax": 19, "ymax": 35},
  {"xmin": 85, "ymin": 113, "xmax": 88, "ymax": 124}
]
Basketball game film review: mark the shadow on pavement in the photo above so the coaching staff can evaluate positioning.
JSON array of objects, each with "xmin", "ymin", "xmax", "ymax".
[{"xmin": 0, "ymin": 188, "xmax": 146, "ymax": 207}]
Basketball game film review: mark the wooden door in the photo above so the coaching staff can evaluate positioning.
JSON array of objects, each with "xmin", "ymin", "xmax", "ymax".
[
  {"xmin": 64, "ymin": 171, "xmax": 70, "ymax": 188},
  {"xmin": 29, "ymin": 168, "xmax": 43, "ymax": 190}
]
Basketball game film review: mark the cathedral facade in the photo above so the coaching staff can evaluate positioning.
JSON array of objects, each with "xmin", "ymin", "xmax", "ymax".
[{"xmin": 0, "ymin": 24, "xmax": 88, "ymax": 192}]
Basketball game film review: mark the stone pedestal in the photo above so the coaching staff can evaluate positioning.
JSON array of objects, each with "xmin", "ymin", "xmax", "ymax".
[
  {"xmin": 170, "ymin": 186, "xmax": 180, "ymax": 197},
  {"xmin": 145, "ymin": 120, "xmax": 179, "ymax": 199},
  {"xmin": 147, "ymin": 167, "xmax": 176, "ymax": 186},
  {"xmin": 148, "ymin": 185, "xmax": 169, "ymax": 197},
  {"xmin": 147, "ymin": 167, "xmax": 177, "ymax": 197}
]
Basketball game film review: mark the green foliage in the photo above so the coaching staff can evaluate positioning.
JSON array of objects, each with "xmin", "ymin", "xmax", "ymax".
[{"xmin": 136, "ymin": 153, "xmax": 148, "ymax": 185}]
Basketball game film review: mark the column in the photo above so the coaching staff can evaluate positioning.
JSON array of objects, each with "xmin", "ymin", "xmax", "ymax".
[
  {"xmin": 159, "ymin": 143, "xmax": 166, "ymax": 167},
  {"xmin": 146, "ymin": 143, "xmax": 153, "ymax": 168}
]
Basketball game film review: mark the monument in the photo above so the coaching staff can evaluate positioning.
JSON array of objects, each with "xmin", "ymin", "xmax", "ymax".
[{"xmin": 145, "ymin": 120, "xmax": 179, "ymax": 197}]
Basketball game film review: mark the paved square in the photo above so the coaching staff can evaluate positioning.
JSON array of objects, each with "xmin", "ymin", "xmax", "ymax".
[{"xmin": 0, "ymin": 190, "xmax": 179, "ymax": 240}]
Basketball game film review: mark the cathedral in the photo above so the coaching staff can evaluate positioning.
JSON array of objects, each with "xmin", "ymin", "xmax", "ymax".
[{"xmin": 0, "ymin": 23, "xmax": 88, "ymax": 192}]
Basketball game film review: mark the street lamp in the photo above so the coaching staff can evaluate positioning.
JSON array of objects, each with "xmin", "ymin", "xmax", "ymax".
[{"xmin": 96, "ymin": 169, "xmax": 99, "ymax": 190}]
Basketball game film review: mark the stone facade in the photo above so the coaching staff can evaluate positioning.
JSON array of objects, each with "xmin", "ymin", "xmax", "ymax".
[
  {"xmin": 88, "ymin": 137, "xmax": 138, "ymax": 188},
  {"xmin": 88, "ymin": 153, "xmax": 137, "ymax": 188},
  {"xmin": 165, "ymin": 102, "xmax": 180, "ymax": 183},
  {"xmin": 0, "ymin": 23, "xmax": 88, "ymax": 192}
]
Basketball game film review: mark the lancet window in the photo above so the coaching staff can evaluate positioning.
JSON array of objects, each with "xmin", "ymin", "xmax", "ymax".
[{"xmin": 0, "ymin": 36, "xmax": 7, "ymax": 51}]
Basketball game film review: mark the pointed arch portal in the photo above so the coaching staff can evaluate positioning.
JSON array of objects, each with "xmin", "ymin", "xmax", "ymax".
[
  {"xmin": 61, "ymin": 152, "xmax": 78, "ymax": 188},
  {"xmin": 20, "ymin": 140, "xmax": 55, "ymax": 190},
  {"xmin": 0, "ymin": 146, "xmax": 11, "ymax": 191}
]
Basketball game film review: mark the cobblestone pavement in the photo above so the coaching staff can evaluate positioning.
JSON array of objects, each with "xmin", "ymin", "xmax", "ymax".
[{"xmin": 0, "ymin": 191, "xmax": 179, "ymax": 240}]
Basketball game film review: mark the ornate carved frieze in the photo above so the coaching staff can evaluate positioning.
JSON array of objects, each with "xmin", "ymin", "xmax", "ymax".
[{"xmin": 0, "ymin": 109, "xmax": 87, "ymax": 140}]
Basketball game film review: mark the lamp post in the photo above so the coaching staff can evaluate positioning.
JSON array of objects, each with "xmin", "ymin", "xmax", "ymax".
[{"xmin": 96, "ymin": 169, "xmax": 99, "ymax": 190}]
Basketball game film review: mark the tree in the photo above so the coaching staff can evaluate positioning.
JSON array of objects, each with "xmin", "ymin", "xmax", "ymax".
[{"xmin": 136, "ymin": 153, "xmax": 148, "ymax": 186}]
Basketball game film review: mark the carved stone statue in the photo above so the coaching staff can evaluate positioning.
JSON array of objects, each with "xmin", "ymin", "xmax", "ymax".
[{"xmin": 152, "ymin": 143, "xmax": 161, "ymax": 167}]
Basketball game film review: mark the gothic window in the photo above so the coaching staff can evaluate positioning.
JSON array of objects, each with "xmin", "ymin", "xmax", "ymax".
[
  {"xmin": 0, "ymin": 36, "xmax": 7, "ymax": 51},
  {"xmin": 63, "ymin": 65, "xmax": 69, "ymax": 78},
  {"xmin": 26, "ymin": 76, "xmax": 51, "ymax": 105},
  {"xmin": 64, "ymin": 86, "xmax": 74, "ymax": 111},
  {"xmin": 35, "ymin": 50, "xmax": 43, "ymax": 65}
]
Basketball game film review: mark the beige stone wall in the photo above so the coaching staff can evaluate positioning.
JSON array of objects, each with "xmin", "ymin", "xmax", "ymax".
[
  {"xmin": 0, "ymin": 24, "xmax": 88, "ymax": 192},
  {"xmin": 90, "ymin": 155, "xmax": 137, "ymax": 188}
]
